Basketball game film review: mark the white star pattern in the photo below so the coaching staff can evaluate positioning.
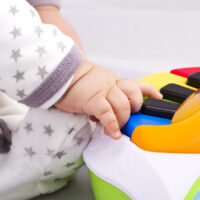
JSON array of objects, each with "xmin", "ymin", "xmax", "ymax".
[
  {"xmin": 16, "ymin": 89, "xmax": 26, "ymax": 98},
  {"xmin": 24, "ymin": 122, "xmax": 33, "ymax": 133},
  {"xmin": 10, "ymin": 49, "xmax": 22, "ymax": 63},
  {"xmin": 34, "ymin": 26, "xmax": 43, "ymax": 38},
  {"xmin": 35, "ymin": 46, "xmax": 47, "ymax": 58},
  {"xmin": 36, "ymin": 66, "xmax": 48, "ymax": 79},
  {"xmin": 57, "ymin": 42, "xmax": 66, "ymax": 53},
  {"xmin": 64, "ymin": 162, "xmax": 75, "ymax": 168},
  {"xmin": 10, "ymin": 27, "xmax": 21, "ymax": 39},
  {"xmin": 0, "ymin": 1, "xmax": 92, "ymax": 194},
  {"xmin": 46, "ymin": 148, "xmax": 55, "ymax": 158},
  {"xmin": 44, "ymin": 125, "xmax": 54, "ymax": 136},
  {"xmin": 13, "ymin": 70, "xmax": 25, "ymax": 82},
  {"xmin": 9, "ymin": 5, "xmax": 18, "ymax": 16},
  {"xmin": 74, "ymin": 135, "xmax": 84, "ymax": 146},
  {"xmin": 44, "ymin": 171, "xmax": 52, "ymax": 176},
  {"xmin": 55, "ymin": 151, "xmax": 66, "ymax": 159},
  {"xmin": 25, "ymin": 147, "xmax": 36, "ymax": 158}
]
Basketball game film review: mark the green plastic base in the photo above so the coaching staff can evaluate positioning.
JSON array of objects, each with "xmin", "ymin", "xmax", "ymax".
[
  {"xmin": 184, "ymin": 177, "xmax": 200, "ymax": 200},
  {"xmin": 89, "ymin": 170, "xmax": 131, "ymax": 200}
]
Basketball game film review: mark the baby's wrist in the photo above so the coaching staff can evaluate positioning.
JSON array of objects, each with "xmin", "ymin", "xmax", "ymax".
[
  {"xmin": 35, "ymin": 5, "xmax": 58, "ymax": 12},
  {"xmin": 69, "ymin": 60, "xmax": 93, "ymax": 87},
  {"xmin": 55, "ymin": 60, "xmax": 93, "ymax": 106},
  {"xmin": 35, "ymin": 5, "xmax": 59, "ymax": 22}
]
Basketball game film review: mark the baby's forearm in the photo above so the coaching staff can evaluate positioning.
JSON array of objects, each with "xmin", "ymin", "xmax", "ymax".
[{"xmin": 35, "ymin": 5, "xmax": 83, "ymax": 50}]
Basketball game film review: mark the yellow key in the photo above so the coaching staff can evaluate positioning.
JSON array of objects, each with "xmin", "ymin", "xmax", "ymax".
[{"xmin": 140, "ymin": 72, "xmax": 196, "ymax": 91}]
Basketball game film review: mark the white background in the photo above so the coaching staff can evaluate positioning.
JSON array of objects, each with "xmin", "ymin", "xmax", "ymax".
[{"xmin": 61, "ymin": 0, "xmax": 200, "ymax": 80}]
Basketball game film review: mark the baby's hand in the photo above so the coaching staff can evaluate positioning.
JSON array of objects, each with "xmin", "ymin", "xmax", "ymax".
[{"xmin": 55, "ymin": 61, "xmax": 162, "ymax": 139}]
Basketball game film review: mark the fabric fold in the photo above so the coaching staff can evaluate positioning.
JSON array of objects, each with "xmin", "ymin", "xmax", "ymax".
[{"xmin": 0, "ymin": 119, "xmax": 12, "ymax": 153}]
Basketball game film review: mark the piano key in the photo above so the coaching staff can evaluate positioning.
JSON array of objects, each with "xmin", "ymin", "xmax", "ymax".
[
  {"xmin": 187, "ymin": 72, "xmax": 200, "ymax": 88},
  {"xmin": 170, "ymin": 67, "xmax": 200, "ymax": 78},
  {"xmin": 121, "ymin": 112, "xmax": 171, "ymax": 138},
  {"xmin": 141, "ymin": 98, "xmax": 180, "ymax": 119},
  {"xmin": 160, "ymin": 83, "xmax": 195, "ymax": 103},
  {"xmin": 140, "ymin": 72, "xmax": 195, "ymax": 91}
]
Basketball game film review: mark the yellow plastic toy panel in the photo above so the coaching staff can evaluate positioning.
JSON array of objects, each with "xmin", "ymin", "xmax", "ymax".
[
  {"xmin": 131, "ymin": 72, "xmax": 200, "ymax": 153},
  {"xmin": 140, "ymin": 72, "xmax": 196, "ymax": 91}
]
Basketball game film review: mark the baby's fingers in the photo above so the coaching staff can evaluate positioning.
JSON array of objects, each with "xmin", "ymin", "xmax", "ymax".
[
  {"xmin": 86, "ymin": 96, "xmax": 121, "ymax": 139},
  {"xmin": 117, "ymin": 79, "xmax": 144, "ymax": 113},
  {"xmin": 139, "ymin": 82, "xmax": 163, "ymax": 99},
  {"xmin": 107, "ymin": 86, "xmax": 130, "ymax": 128}
]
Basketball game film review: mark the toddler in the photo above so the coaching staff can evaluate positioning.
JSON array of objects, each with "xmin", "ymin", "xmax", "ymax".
[{"xmin": 0, "ymin": 0, "xmax": 161, "ymax": 199}]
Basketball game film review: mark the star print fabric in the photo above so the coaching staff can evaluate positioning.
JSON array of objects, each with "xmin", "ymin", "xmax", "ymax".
[
  {"xmin": 0, "ymin": 92, "xmax": 92, "ymax": 200},
  {"xmin": 0, "ymin": 0, "xmax": 82, "ymax": 109},
  {"xmin": 0, "ymin": 0, "xmax": 93, "ymax": 199}
]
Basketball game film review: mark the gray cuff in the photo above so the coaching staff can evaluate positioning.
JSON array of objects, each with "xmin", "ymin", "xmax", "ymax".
[
  {"xmin": 20, "ymin": 45, "xmax": 83, "ymax": 108},
  {"xmin": 27, "ymin": 0, "xmax": 61, "ymax": 9}
]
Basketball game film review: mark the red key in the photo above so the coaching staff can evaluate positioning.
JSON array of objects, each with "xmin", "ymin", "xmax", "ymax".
[{"xmin": 170, "ymin": 67, "xmax": 200, "ymax": 77}]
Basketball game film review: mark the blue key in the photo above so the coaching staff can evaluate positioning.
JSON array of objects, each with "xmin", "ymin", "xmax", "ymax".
[{"xmin": 121, "ymin": 112, "xmax": 171, "ymax": 138}]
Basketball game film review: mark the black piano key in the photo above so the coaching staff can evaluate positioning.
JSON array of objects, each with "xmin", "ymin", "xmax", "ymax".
[
  {"xmin": 187, "ymin": 72, "xmax": 200, "ymax": 88},
  {"xmin": 141, "ymin": 98, "xmax": 180, "ymax": 119},
  {"xmin": 160, "ymin": 83, "xmax": 195, "ymax": 103}
]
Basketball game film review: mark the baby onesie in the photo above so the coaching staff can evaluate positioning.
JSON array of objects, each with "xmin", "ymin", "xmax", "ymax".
[{"xmin": 0, "ymin": 0, "xmax": 93, "ymax": 199}]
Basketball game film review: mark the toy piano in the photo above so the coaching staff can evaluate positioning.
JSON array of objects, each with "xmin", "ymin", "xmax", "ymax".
[{"xmin": 83, "ymin": 67, "xmax": 200, "ymax": 200}]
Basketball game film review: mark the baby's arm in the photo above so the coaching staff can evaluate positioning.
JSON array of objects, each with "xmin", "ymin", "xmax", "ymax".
[
  {"xmin": 26, "ymin": 1, "xmax": 162, "ymax": 139},
  {"xmin": 35, "ymin": 5, "xmax": 83, "ymax": 50},
  {"xmin": 0, "ymin": 0, "xmax": 82, "ymax": 110},
  {"xmin": 27, "ymin": 0, "xmax": 83, "ymax": 49},
  {"xmin": 55, "ymin": 61, "xmax": 162, "ymax": 139}
]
